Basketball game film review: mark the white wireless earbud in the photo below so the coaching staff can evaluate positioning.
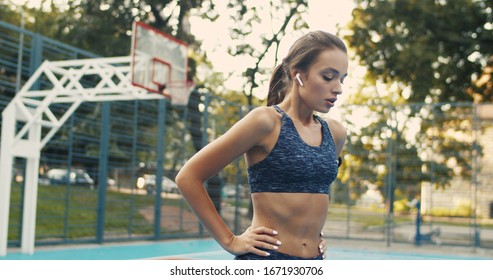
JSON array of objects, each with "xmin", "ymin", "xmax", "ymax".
[{"xmin": 295, "ymin": 73, "xmax": 304, "ymax": 86}]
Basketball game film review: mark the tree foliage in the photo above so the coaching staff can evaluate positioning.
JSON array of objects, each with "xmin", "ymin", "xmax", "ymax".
[
  {"xmin": 0, "ymin": 2, "xmax": 67, "ymax": 41},
  {"xmin": 339, "ymin": 0, "xmax": 489, "ymax": 202},
  {"xmin": 56, "ymin": 0, "xmax": 208, "ymax": 56},
  {"xmin": 227, "ymin": 0, "xmax": 310, "ymax": 106},
  {"xmin": 346, "ymin": 0, "xmax": 493, "ymax": 103}
]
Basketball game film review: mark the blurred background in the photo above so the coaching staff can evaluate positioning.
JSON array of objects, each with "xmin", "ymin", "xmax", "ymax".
[{"xmin": 1, "ymin": 0, "xmax": 492, "ymax": 251}]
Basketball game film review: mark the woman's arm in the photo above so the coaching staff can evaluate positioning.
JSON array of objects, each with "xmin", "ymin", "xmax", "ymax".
[{"xmin": 175, "ymin": 107, "xmax": 281, "ymax": 256}]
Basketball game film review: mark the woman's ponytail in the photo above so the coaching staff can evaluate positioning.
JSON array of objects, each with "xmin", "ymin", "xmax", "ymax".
[{"xmin": 267, "ymin": 64, "xmax": 287, "ymax": 106}]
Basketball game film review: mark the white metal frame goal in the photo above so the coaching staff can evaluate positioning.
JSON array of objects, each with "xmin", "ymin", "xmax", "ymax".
[{"xmin": 0, "ymin": 56, "xmax": 168, "ymax": 257}]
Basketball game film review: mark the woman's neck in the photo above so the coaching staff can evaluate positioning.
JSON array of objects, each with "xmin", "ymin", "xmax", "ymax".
[{"xmin": 278, "ymin": 94, "xmax": 315, "ymax": 125}]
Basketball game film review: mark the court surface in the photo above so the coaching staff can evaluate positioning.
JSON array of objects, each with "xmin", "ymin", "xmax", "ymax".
[{"xmin": 1, "ymin": 238, "xmax": 491, "ymax": 260}]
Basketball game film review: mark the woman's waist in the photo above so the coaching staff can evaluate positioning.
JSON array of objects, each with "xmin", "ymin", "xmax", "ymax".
[
  {"xmin": 251, "ymin": 217, "xmax": 324, "ymax": 239},
  {"xmin": 251, "ymin": 218, "xmax": 324, "ymax": 258},
  {"xmin": 250, "ymin": 193, "xmax": 328, "ymax": 257}
]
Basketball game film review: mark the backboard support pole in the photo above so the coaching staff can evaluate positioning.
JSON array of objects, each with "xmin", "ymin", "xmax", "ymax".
[{"xmin": 0, "ymin": 56, "xmax": 166, "ymax": 257}]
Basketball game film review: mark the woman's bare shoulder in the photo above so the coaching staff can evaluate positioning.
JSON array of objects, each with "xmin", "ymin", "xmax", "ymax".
[
  {"xmin": 326, "ymin": 118, "xmax": 346, "ymax": 135},
  {"xmin": 242, "ymin": 106, "xmax": 279, "ymax": 133}
]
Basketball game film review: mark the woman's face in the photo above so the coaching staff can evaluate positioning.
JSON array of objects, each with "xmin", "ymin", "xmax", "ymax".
[{"xmin": 298, "ymin": 48, "xmax": 348, "ymax": 114}]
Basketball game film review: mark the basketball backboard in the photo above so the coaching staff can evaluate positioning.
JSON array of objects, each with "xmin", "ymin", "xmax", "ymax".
[{"xmin": 131, "ymin": 21, "xmax": 192, "ymax": 104}]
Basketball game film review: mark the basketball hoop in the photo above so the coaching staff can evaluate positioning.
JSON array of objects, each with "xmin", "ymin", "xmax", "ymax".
[
  {"xmin": 167, "ymin": 81, "xmax": 195, "ymax": 106},
  {"xmin": 131, "ymin": 21, "xmax": 190, "ymax": 105}
]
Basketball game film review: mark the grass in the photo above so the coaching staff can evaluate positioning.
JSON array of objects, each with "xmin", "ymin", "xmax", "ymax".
[
  {"xmin": 8, "ymin": 185, "xmax": 492, "ymax": 243},
  {"xmin": 7, "ymin": 183, "xmax": 188, "ymax": 241}
]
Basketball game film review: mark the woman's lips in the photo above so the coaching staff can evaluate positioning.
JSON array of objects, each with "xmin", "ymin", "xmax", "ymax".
[{"xmin": 325, "ymin": 98, "xmax": 337, "ymax": 107}]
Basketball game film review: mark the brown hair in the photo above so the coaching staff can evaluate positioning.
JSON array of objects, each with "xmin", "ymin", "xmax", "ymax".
[{"xmin": 267, "ymin": 31, "xmax": 347, "ymax": 106}]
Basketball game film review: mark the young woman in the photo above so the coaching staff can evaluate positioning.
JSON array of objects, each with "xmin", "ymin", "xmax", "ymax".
[{"xmin": 175, "ymin": 31, "xmax": 348, "ymax": 260}]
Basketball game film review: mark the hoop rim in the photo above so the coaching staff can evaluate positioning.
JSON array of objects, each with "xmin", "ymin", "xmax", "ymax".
[{"xmin": 152, "ymin": 80, "xmax": 195, "ymax": 100}]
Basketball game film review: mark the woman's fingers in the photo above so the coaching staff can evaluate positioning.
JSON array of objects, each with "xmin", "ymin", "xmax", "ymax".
[
  {"xmin": 319, "ymin": 239, "xmax": 326, "ymax": 256},
  {"xmin": 319, "ymin": 237, "xmax": 326, "ymax": 250},
  {"xmin": 250, "ymin": 226, "xmax": 281, "ymax": 248},
  {"xmin": 252, "ymin": 227, "xmax": 281, "ymax": 246},
  {"xmin": 249, "ymin": 246, "xmax": 272, "ymax": 257},
  {"xmin": 238, "ymin": 228, "xmax": 329, "ymax": 258},
  {"xmin": 241, "ymin": 227, "xmax": 281, "ymax": 256},
  {"xmin": 251, "ymin": 226, "xmax": 278, "ymax": 236},
  {"xmin": 255, "ymin": 231, "xmax": 282, "ymax": 244},
  {"xmin": 253, "ymin": 235, "xmax": 282, "ymax": 250},
  {"xmin": 319, "ymin": 232, "xmax": 327, "ymax": 259}
]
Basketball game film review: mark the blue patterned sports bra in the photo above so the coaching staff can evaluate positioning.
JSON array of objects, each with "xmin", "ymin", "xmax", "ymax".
[{"xmin": 247, "ymin": 105, "xmax": 339, "ymax": 194}]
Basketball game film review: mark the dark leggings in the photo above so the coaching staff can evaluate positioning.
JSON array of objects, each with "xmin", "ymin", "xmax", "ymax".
[{"xmin": 234, "ymin": 249, "xmax": 323, "ymax": 260}]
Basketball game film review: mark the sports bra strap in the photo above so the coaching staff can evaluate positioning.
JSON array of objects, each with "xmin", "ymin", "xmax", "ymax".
[
  {"xmin": 274, "ymin": 106, "xmax": 322, "ymax": 124},
  {"xmin": 273, "ymin": 105, "xmax": 284, "ymax": 114},
  {"xmin": 314, "ymin": 115, "xmax": 323, "ymax": 124}
]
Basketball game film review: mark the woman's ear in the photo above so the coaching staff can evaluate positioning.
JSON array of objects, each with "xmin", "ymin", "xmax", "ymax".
[{"xmin": 295, "ymin": 73, "xmax": 304, "ymax": 87}]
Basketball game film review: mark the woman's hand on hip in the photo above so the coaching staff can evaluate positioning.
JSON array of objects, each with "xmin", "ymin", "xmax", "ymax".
[{"xmin": 226, "ymin": 226, "xmax": 281, "ymax": 257}]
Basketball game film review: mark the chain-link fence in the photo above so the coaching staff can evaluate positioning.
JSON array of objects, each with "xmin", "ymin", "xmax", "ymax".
[
  {"xmin": 327, "ymin": 102, "xmax": 493, "ymax": 248},
  {"xmin": 2, "ymin": 20, "xmax": 492, "ymax": 250}
]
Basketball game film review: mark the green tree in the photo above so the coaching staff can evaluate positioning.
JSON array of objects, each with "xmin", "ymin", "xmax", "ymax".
[
  {"xmin": 0, "ymin": 1, "xmax": 66, "ymax": 38},
  {"xmin": 346, "ymin": 0, "xmax": 493, "ymax": 103},
  {"xmin": 55, "ymin": 0, "xmax": 214, "ymax": 56},
  {"xmin": 470, "ymin": 56, "xmax": 493, "ymax": 102},
  {"xmin": 227, "ymin": 0, "xmax": 309, "ymax": 106},
  {"xmin": 339, "ymin": 0, "xmax": 489, "ymax": 205}
]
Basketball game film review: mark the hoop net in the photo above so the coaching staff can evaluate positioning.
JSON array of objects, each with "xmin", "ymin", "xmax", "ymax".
[{"xmin": 165, "ymin": 81, "xmax": 195, "ymax": 106}]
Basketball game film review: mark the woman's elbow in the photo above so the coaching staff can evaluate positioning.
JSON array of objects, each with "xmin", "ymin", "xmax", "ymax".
[
  {"xmin": 175, "ymin": 166, "xmax": 201, "ymax": 193},
  {"xmin": 175, "ymin": 168, "xmax": 187, "ymax": 190}
]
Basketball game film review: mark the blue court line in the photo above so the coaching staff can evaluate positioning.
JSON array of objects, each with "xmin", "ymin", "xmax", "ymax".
[{"xmin": 0, "ymin": 239, "xmax": 490, "ymax": 260}]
